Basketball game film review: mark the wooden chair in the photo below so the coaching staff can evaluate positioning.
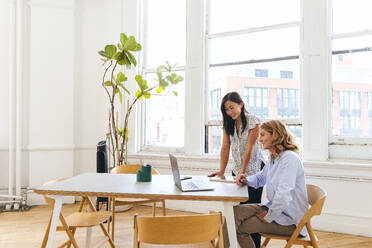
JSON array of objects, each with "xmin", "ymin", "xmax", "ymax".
[
  {"xmin": 110, "ymin": 164, "xmax": 166, "ymax": 241},
  {"xmin": 261, "ymin": 184, "xmax": 327, "ymax": 248},
  {"xmin": 133, "ymin": 211, "xmax": 224, "ymax": 248},
  {"xmin": 41, "ymin": 178, "xmax": 114, "ymax": 248}
]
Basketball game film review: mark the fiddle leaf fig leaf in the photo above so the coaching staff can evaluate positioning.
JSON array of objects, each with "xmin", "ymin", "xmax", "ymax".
[
  {"xmin": 135, "ymin": 75, "xmax": 145, "ymax": 90},
  {"xmin": 157, "ymin": 65, "xmax": 167, "ymax": 71},
  {"xmin": 117, "ymin": 72, "xmax": 126, "ymax": 82},
  {"xmin": 156, "ymin": 70, "xmax": 162, "ymax": 82},
  {"xmin": 117, "ymin": 43, "xmax": 123, "ymax": 51},
  {"xmin": 169, "ymin": 73, "xmax": 184, "ymax": 84},
  {"xmin": 120, "ymin": 33, "xmax": 128, "ymax": 46},
  {"xmin": 135, "ymin": 90, "xmax": 143, "ymax": 99},
  {"xmin": 118, "ymin": 82, "xmax": 130, "ymax": 95},
  {"xmin": 104, "ymin": 45, "xmax": 117, "ymax": 59},
  {"xmin": 126, "ymin": 51, "xmax": 137, "ymax": 66},
  {"xmin": 156, "ymin": 86, "xmax": 164, "ymax": 94},
  {"xmin": 118, "ymin": 90, "xmax": 123, "ymax": 104},
  {"xmin": 123, "ymin": 36, "xmax": 137, "ymax": 50},
  {"xmin": 113, "ymin": 52, "xmax": 121, "ymax": 60},
  {"xmin": 104, "ymin": 81, "xmax": 113, "ymax": 87},
  {"xmin": 98, "ymin": 50, "xmax": 109, "ymax": 58},
  {"xmin": 143, "ymin": 92, "xmax": 151, "ymax": 99}
]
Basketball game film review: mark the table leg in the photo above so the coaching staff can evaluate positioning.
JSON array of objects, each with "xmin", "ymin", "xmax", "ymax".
[
  {"xmin": 85, "ymin": 196, "xmax": 95, "ymax": 248},
  {"xmin": 223, "ymin": 201, "xmax": 240, "ymax": 248},
  {"xmin": 46, "ymin": 196, "xmax": 63, "ymax": 248},
  {"xmin": 85, "ymin": 228, "xmax": 92, "ymax": 248}
]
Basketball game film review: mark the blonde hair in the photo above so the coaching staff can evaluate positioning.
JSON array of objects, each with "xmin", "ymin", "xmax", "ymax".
[{"xmin": 260, "ymin": 120, "xmax": 299, "ymax": 159}]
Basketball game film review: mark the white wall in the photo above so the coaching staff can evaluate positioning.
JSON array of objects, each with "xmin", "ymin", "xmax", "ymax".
[
  {"xmin": 0, "ymin": 0, "xmax": 11, "ymax": 190},
  {"xmin": 73, "ymin": 0, "xmax": 123, "ymax": 175}
]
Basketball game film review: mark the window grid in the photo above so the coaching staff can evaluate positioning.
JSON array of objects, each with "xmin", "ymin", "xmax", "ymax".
[
  {"xmin": 243, "ymin": 87, "xmax": 269, "ymax": 118},
  {"xmin": 277, "ymin": 88, "xmax": 299, "ymax": 118},
  {"xmin": 339, "ymin": 91, "xmax": 362, "ymax": 136},
  {"xmin": 255, "ymin": 69, "xmax": 268, "ymax": 78}
]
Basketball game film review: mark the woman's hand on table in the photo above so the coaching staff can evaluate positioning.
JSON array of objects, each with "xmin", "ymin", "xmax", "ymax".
[
  {"xmin": 236, "ymin": 173, "xmax": 247, "ymax": 186},
  {"xmin": 208, "ymin": 171, "xmax": 225, "ymax": 179}
]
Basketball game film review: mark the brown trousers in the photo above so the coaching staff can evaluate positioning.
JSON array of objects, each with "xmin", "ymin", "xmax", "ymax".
[{"xmin": 222, "ymin": 204, "xmax": 296, "ymax": 248}]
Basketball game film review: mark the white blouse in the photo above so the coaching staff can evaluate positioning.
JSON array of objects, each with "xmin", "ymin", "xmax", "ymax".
[{"xmin": 230, "ymin": 113, "xmax": 263, "ymax": 176}]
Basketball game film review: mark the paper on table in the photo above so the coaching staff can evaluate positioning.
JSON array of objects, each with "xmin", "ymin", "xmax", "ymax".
[{"xmin": 209, "ymin": 176, "xmax": 235, "ymax": 183}]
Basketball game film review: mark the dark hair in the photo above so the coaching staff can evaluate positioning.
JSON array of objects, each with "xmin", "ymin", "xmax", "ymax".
[{"xmin": 220, "ymin": 92, "xmax": 247, "ymax": 136}]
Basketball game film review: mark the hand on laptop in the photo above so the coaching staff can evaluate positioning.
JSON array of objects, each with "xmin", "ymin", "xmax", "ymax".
[{"xmin": 207, "ymin": 171, "xmax": 225, "ymax": 179}]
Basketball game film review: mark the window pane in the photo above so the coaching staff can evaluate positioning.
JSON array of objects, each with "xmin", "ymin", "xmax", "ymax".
[
  {"xmin": 144, "ymin": 72, "xmax": 185, "ymax": 147},
  {"xmin": 331, "ymin": 36, "xmax": 372, "ymax": 137},
  {"xmin": 333, "ymin": 0, "xmax": 372, "ymax": 34},
  {"xmin": 205, "ymin": 126, "xmax": 223, "ymax": 154},
  {"xmin": 209, "ymin": 27, "xmax": 299, "ymax": 65},
  {"xmin": 208, "ymin": 0, "xmax": 300, "ymax": 34},
  {"xmin": 143, "ymin": 0, "xmax": 186, "ymax": 68},
  {"xmin": 208, "ymin": 59, "xmax": 299, "ymax": 120}
]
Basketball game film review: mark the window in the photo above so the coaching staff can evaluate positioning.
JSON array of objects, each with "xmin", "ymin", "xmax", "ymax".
[
  {"xmin": 141, "ymin": 0, "xmax": 186, "ymax": 148},
  {"xmin": 338, "ymin": 91, "xmax": 362, "ymax": 136},
  {"xmin": 280, "ymin": 70, "xmax": 293, "ymax": 79},
  {"xmin": 368, "ymin": 93, "xmax": 372, "ymax": 136},
  {"xmin": 205, "ymin": 0, "xmax": 301, "ymax": 154},
  {"xmin": 243, "ymin": 87, "xmax": 269, "ymax": 118},
  {"xmin": 210, "ymin": 88, "xmax": 221, "ymax": 119},
  {"xmin": 277, "ymin": 88, "xmax": 299, "ymax": 118},
  {"xmin": 255, "ymin": 69, "xmax": 268, "ymax": 78},
  {"xmin": 331, "ymin": 0, "xmax": 372, "ymax": 139}
]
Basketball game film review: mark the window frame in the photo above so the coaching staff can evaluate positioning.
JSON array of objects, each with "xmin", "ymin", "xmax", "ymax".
[
  {"xmin": 128, "ymin": 0, "xmax": 372, "ymax": 161},
  {"xmin": 329, "ymin": 18, "xmax": 372, "ymax": 145},
  {"xmin": 138, "ymin": 0, "xmax": 187, "ymax": 153},
  {"xmin": 204, "ymin": 4, "xmax": 302, "ymax": 155}
]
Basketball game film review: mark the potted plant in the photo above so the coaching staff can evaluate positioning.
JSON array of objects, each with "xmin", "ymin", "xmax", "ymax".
[{"xmin": 98, "ymin": 33, "xmax": 184, "ymax": 168}]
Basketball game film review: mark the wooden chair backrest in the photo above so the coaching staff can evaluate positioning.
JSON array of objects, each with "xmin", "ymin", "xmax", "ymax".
[
  {"xmin": 306, "ymin": 184, "xmax": 327, "ymax": 216},
  {"xmin": 134, "ymin": 212, "xmax": 223, "ymax": 245},
  {"xmin": 111, "ymin": 164, "xmax": 160, "ymax": 175}
]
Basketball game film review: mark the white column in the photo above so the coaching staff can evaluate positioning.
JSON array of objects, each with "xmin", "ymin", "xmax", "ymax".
[
  {"xmin": 301, "ymin": 0, "xmax": 331, "ymax": 161},
  {"xmin": 15, "ymin": 0, "xmax": 24, "ymax": 197},
  {"xmin": 184, "ymin": 0, "xmax": 204, "ymax": 155},
  {"xmin": 8, "ymin": 0, "xmax": 16, "ymax": 197}
]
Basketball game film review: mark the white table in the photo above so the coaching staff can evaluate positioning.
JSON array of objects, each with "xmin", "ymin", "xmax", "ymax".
[{"xmin": 35, "ymin": 173, "xmax": 248, "ymax": 247}]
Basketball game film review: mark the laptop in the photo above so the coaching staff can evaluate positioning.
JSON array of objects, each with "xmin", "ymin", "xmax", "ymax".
[{"xmin": 169, "ymin": 154, "xmax": 214, "ymax": 192}]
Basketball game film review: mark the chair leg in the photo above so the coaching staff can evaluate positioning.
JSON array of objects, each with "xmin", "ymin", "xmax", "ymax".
[
  {"xmin": 41, "ymin": 214, "xmax": 53, "ymax": 248},
  {"xmin": 261, "ymin": 237, "xmax": 271, "ymax": 248},
  {"xmin": 306, "ymin": 223, "xmax": 319, "ymax": 248},
  {"xmin": 112, "ymin": 199, "xmax": 116, "ymax": 241},
  {"xmin": 161, "ymin": 200, "xmax": 166, "ymax": 216},
  {"xmin": 152, "ymin": 202, "xmax": 156, "ymax": 216},
  {"xmin": 107, "ymin": 197, "xmax": 112, "ymax": 235},
  {"xmin": 66, "ymin": 227, "xmax": 76, "ymax": 248},
  {"xmin": 133, "ymin": 214, "xmax": 139, "ymax": 248},
  {"xmin": 99, "ymin": 222, "xmax": 115, "ymax": 248},
  {"xmin": 59, "ymin": 215, "xmax": 79, "ymax": 248}
]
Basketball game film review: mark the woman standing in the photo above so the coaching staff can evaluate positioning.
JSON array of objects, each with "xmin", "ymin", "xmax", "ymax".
[{"xmin": 208, "ymin": 91, "xmax": 264, "ymax": 247}]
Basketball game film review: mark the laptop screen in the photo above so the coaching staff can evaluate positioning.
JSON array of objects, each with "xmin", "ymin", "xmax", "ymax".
[{"xmin": 169, "ymin": 154, "xmax": 182, "ymax": 189}]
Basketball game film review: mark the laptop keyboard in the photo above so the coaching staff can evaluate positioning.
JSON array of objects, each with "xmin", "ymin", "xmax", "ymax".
[{"xmin": 184, "ymin": 181, "xmax": 198, "ymax": 190}]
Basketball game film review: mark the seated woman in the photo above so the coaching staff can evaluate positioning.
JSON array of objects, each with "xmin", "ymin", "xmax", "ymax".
[{"xmin": 226, "ymin": 120, "xmax": 308, "ymax": 248}]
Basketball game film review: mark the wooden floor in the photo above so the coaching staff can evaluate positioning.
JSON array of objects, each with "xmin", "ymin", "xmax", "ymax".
[{"xmin": 1, "ymin": 203, "xmax": 372, "ymax": 248}]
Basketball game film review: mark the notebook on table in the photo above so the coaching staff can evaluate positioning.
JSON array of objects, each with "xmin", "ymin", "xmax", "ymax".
[{"xmin": 169, "ymin": 154, "xmax": 214, "ymax": 192}]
